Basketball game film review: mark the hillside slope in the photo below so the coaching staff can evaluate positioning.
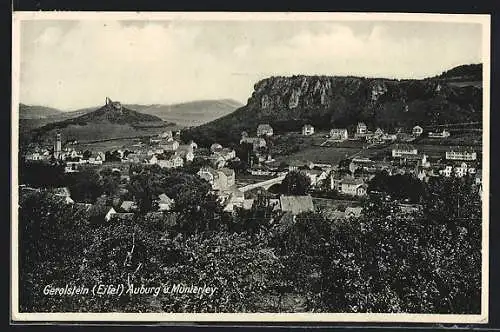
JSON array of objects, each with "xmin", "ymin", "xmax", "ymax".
[
  {"xmin": 183, "ymin": 65, "xmax": 482, "ymax": 146},
  {"xmin": 30, "ymin": 99, "xmax": 172, "ymax": 144}
]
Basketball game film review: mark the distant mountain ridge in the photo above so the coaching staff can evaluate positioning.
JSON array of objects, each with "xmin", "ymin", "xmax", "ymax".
[
  {"xmin": 19, "ymin": 103, "xmax": 63, "ymax": 119},
  {"xmin": 183, "ymin": 64, "xmax": 483, "ymax": 146},
  {"xmin": 128, "ymin": 99, "xmax": 243, "ymax": 126}
]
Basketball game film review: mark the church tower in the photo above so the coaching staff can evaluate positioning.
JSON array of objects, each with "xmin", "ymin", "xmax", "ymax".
[{"xmin": 54, "ymin": 132, "xmax": 62, "ymax": 159}]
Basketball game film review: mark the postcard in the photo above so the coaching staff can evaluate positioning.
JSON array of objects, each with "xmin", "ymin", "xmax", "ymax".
[{"xmin": 11, "ymin": 11, "xmax": 490, "ymax": 324}]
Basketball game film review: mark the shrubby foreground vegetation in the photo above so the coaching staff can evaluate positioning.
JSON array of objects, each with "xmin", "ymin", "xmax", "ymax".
[{"xmin": 19, "ymin": 164, "xmax": 482, "ymax": 313}]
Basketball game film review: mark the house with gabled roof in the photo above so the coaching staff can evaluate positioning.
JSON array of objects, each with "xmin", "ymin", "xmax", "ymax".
[
  {"xmin": 392, "ymin": 144, "xmax": 418, "ymax": 158},
  {"xmin": 240, "ymin": 136, "xmax": 267, "ymax": 151},
  {"xmin": 257, "ymin": 124, "xmax": 274, "ymax": 137},
  {"xmin": 210, "ymin": 143, "xmax": 223, "ymax": 152},
  {"xmin": 412, "ymin": 125, "xmax": 423, "ymax": 136},
  {"xmin": 340, "ymin": 176, "xmax": 367, "ymax": 196},
  {"xmin": 445, "ymin": 147, "xmax": 477, "ymax": 161},
  {"xmin": 356, "ymin": 122, "xmax": 367, "ymax": 135},
  {"xmin": 158, "ymin": 193, "xmax": 174, "ymax": 211},
  {"xmin": 345, "ymin": 207, "xmax": 363, "ymax": 219},
  {"xmin": 120, "ymin": 200, "xmax": 137, "ymax": 212},
  {"xmin": 302, "ymin": 124, "xmax": 314, "ymax": 136},
  {"xmin": 197, "ymin": 166, "xmax": 234, "ymax": 191},
  {"xmin": 88, "ymin": 205, "xmax": 116, "ymax": 222},
  {"xmin": 330, "ymin": 128, "xmax": 348, "ymax": 141}
]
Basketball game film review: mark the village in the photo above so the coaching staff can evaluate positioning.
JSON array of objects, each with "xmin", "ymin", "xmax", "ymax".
[
  {"xmin": 15, "ymin": 15, "xmax": 487, "ymax": 316},
  {"xmin": 21, "ymin": 118, "xmax": 482, "ymax": 223}
]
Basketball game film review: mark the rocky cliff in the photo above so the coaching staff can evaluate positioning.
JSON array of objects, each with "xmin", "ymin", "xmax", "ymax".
[{"xmin": 183, "ymin": 65, "xmax": 482, "ymax": 146}]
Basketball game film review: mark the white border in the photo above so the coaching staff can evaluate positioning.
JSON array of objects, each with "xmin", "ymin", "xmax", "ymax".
[{"xmin": 11, "ymin": 11, "xmax": 491, "ymax": 324}]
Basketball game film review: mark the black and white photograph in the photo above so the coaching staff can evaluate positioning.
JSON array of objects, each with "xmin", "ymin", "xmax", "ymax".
[{"xmin": 11, "ymin": 12, "xmax": 490, "ymax": 323}]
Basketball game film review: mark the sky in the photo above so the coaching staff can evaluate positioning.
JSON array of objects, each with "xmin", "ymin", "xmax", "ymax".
[{"xmin": 18, "ymin": 18, "xmax": 484, "ymax": 111}]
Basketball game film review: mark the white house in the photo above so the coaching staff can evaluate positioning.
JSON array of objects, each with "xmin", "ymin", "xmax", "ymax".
[
  {"xmin": 391, "ymin": 144, "xmax": 418, "ymax": 158},
  {"xmin": 157, "ymin": 154, "xmax": 184, "ymax": 168},
  {"xmin": 240, "ymin": 137, "xmax": 267, "ymax": 151},
  {"xmin": 197, "ymin": 166, "xmax": 234, "ymax": 191},
  {"xmin": 412, "ymin": 126, "xmax": 423, "ymax": 136},
  {"xmin": 428, "ymin": 129, "xmax": 450, "ymax": 138},
  {"xmin": 446, "ymin": 148, "xmax": 477, "ymax": 161},
  {"xmin": 257, "ymin": 124, "xmax": 274, "ymax": 137},
  {"xmin": 26, "ymin": 152, "xmax": 42, "ymax": 161},
  {"xmin": 374, "ymin": 128, "xmax": 384, "ymax": 136},
  {"xmin": 356, "ymin": 122, "xmax": 367, "ymax": 135},
  {"xmin": 105, "ymin": 207, "xmax": 117, "ymax": 222},
  {"xmin": 158, "ymin": 193, "xmax": 174, "ymax": 211},
  {"xmin": 302, "ymin": 124, "xmax": 315, "ymax": 136},
  {"xmin": 303, "ymin": 169, "xmax": 328, "ymax": 187},
  {"xmin": 218, "ymin": 148, "xmax": 236, "ymax": 161},
  {"xmin": 120, "ymin": 200, "xmax": 137, "ymax": 212},
  {"xmin": 207, "ymin": 154, "xmax": 226, "ymax": 169},
  {"xmin": 176, "ymin": 149, "xmax": 194, "ymax": 162},
  {"xmin": 340, "ymin": 177, "xmax": 367, "ymax": 196},
  {"xmin": 51, "ymin": 187, "xmax": 74, "ymax": 204},
  {"xmin": 345, "ymin": 207, "xmax": 363, "ymax": 219},
  {"xmin": 148, "ymin": 155, "xmax": 158, "ymax": 165},
  {"xmin": 210, "ymin": 143, "xmax": 223, "ymax": 152},
  {"xmin": 329, "ymin": 128, "xmax": 348, "ymax": 141}
]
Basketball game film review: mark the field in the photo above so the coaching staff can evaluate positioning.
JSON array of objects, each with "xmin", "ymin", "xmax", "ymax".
[
  {"xmin": 447, "ymin": 81, "xmax": 482, "ymax": 88},
  {"xmin": 277, "ymin": 146, "xmax": 362, "ymax": 165},
  {"xmin": 76, "ymin": 138, "xmax": 145, "ymax": 152}
]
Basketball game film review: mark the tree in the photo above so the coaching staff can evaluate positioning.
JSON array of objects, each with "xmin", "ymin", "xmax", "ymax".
[
  {"xmin": 226, "ymin": 159, "xmax": 249, "ymax": 175},
  {"xmin": 235, "ymin": 142, "xmax": 256, "ymax": 165},
  {"xmin": 181, "ymin": 157, "xmax": 210, "ymax": 175},
  {"xmin": 65, "ymin": 167, "xmax": 102, "ymax": 203},
  {"xmin": 105, "ymin": 150, "xmax": 122, "ymax": 162},
  {"xmin": 19, "ymin": 191, "xmax": 92, "ymax": 312},
  {"xmin": 316, "ymin": 177, "xmax": 481, "ymax": 313},
  {"xmin": 158, "ymin": 231, "xmax": 282, "ymax": 312},
  {"xmin": 19, "ymin": 160, "xmax": 65, "ymax": 188},
  {"xmin": 127, "ymin": 165, "xmax": 164, "ymax": 213},
  {"xmin": 367, "ymin": 172, "xmax": 426, "ymax": 203},
  {"xmin": 83, "ymin": 150, "xmax": 92, "ymax": 159},
  {"xmin": 271, "ymin": 211, "xmax": 332, "ymax": 310},
  {"xmin": 99, "ymin": 168, "xmax": 120, "ymax": 197},
  {"xmin": 280, "ymin": 171, "xmax": 311, "ymax": 195}
]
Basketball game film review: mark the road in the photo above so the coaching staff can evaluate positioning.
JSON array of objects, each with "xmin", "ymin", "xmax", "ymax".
[{"xmin": 238, "ymin": 174, "xmax": 287, "ymax": 193}]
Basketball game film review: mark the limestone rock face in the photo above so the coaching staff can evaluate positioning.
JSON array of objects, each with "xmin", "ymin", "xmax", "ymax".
[
  {"xmin": 244, "ymin": 74, "xmax": 481, "ymax": 131},
  {"xmin": 184, "ymin": 66, "xmax": 482, "ymax": 146}
]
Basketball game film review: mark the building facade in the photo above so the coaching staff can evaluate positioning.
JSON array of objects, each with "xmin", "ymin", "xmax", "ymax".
[
  {"xmin": 302, "ymin": 124, "xmax": 315, "ymax": 136},
  {"xmin": 330, "ymin": 128, "xmax": 348, "ymax": 141}
]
